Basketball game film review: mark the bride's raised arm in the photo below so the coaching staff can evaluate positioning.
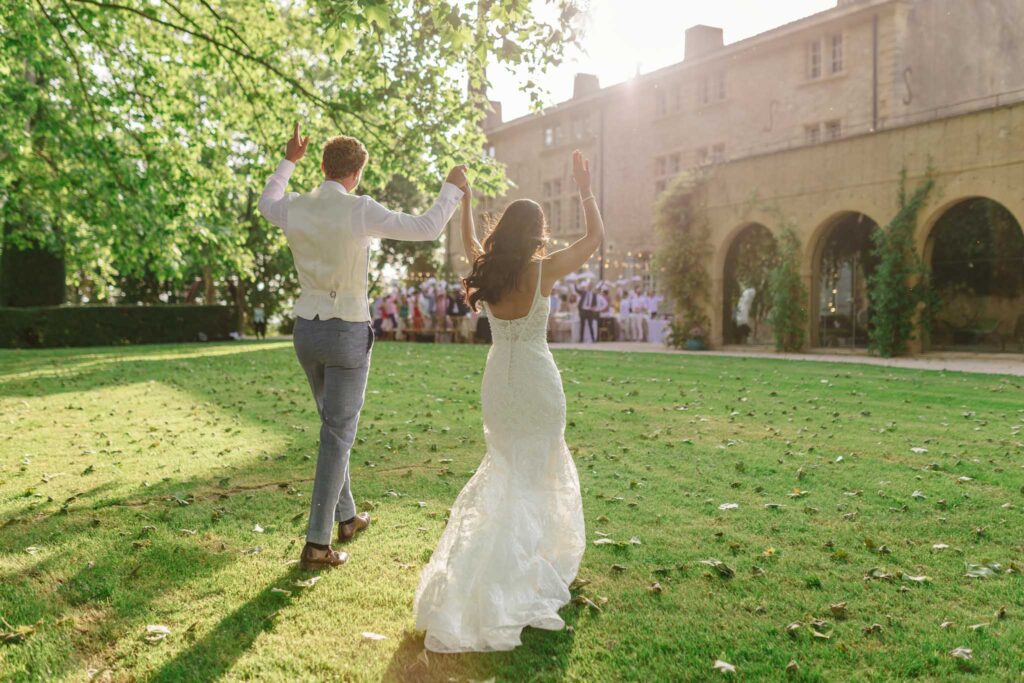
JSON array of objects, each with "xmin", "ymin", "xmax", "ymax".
[
  {"xmin": 544, "ymin": 150, "xmax": 604, "ymax": 280},
  {"xmin": 460, "ymin": 184, "xmax": 483, "ymax": 263}
]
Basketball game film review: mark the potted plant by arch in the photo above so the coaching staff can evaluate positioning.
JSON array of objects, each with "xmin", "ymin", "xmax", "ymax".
[{"xmin": 685, "ymin": 325, "xmax": 707, "ymax": 350}]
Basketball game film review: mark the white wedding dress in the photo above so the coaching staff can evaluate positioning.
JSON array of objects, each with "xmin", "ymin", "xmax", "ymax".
[{"xmin": 414, "ymin": 262, "xmax": 586, "ymax": 653}]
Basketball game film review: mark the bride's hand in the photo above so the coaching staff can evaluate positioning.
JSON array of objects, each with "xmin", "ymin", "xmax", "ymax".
[{"xmin": 572, "ymin": 149, "xmax": 591, "ymax": 195}]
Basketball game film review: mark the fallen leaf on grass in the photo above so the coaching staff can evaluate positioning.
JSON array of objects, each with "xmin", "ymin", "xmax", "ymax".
[
  {"xmin": 253, "ymin": 524, "xmax": 265, "ymax": 533},
  {"xmin": 271, "ymin": 588, "xmax": 292, "ymax": 597},
  {"xmin": 949, "ymin": 647, "xmax": 972, "ymax": 660},
  {"xmin": 965, "ymin": 561, "xmax": 1003, "ymax": 579},
  {"xmin": 294, "ymin": 577, "xmax": 321, "ymax": 588},
  {"xmin": 144, "ymin": 625, "xmax": 171, "ymax": 643},
  {"xmin": 0, "ymin": 618, "xmax": 40, "ymax": 644},
  {"xmin": 361, "ymin": 632, "xmax": 387, "ymax": 641},
  {"xmin": 712, "ymin": 659, "xmax": 736, "ymax": 674},
  {"xmin": 699, "ymin": 559, "xmax": 735, "ymax": 578},
  {"xmin": 718, "ymin": 503, "xmax": 739, "ymax": 510}
]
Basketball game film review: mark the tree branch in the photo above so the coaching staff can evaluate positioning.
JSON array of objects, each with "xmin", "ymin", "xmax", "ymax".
[{"xmin": 65, "ymin": 0, "xmax": 386, "ymax": 144}]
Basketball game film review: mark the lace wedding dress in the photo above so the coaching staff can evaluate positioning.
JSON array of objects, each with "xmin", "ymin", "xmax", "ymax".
[{"xmin": 414, "ymin": 262, "xmax": 586, "ymax": 653}]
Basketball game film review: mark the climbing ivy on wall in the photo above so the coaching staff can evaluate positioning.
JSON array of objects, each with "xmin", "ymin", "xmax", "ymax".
[
  {"xmin": 867, "ymin": 170, "xmax": 935, "ymax": 358},
  {"xmin": 767, "ymin": 226, "xmax": 808, "ymax": 352},
  {"xmin": 653, "ymin": 173, "xmax": 712, "ymax": 344}
]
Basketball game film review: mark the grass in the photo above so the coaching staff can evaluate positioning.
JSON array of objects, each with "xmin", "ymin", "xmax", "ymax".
[{"xmin": 0, "ymin": 341, "xmax": 1022, "ymax": 682}]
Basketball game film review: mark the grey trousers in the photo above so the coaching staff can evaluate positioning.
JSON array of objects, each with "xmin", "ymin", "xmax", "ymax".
[{"xmin": 293, "ymin": 316, "xmax": 373, "ymax": 545}]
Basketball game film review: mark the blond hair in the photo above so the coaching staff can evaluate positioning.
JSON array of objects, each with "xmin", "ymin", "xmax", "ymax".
[{"xmin": 322, "ymin": 135, "xmax": 368, "ymax": 180}]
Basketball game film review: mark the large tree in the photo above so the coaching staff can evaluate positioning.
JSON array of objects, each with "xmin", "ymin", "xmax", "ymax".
[{"xmin": 0, "ymin": 0, "xmax": 581, "ymax": 307}]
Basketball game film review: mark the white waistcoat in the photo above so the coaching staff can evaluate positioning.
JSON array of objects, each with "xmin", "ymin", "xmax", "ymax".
[{"xmin": 285, "ymin": 185, "xmax": 371, "ymax": 322}]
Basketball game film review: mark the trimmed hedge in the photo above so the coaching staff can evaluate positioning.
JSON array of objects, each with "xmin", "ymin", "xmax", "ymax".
[{"xmin": 0, "ymin": 305, "xmax": 238, "ymax": 348}]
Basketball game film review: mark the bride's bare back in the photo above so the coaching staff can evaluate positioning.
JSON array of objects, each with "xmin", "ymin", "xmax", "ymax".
[{"xmin": 485, "ymin": 261, "xmax": 556, "ymax": 321}]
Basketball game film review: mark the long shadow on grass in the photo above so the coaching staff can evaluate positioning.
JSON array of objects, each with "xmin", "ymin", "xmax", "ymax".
[
  {"xmin": 147, "ymin": 566, "xmax": 306, "ymax": 682},
  {"xmin": 382, "ymin": 609, "xmax": 579, "ymax": 683}
]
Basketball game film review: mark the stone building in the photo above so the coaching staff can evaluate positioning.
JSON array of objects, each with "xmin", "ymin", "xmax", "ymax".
[{"xmin": 448, "ymin": 0, "xmax": 1024, "ymax": 352}]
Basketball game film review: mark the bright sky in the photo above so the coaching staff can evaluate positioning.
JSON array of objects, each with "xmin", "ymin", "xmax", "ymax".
[{"xmin": 488, "ymin": 0, "xmax": 837, "ymax": 121}]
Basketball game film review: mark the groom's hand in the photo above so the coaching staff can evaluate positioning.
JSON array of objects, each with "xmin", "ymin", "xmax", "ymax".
[
  {"xmin": 285, "ymin": 122, "xmax": 310, "ymax": 163},
  {"xmin": 445, "ymin": 164, "xmax": 469, "ymax": 190}
]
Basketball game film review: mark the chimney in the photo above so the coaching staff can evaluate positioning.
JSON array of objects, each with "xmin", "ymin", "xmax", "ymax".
[
  {"xmin": 483, "ymin": 100, "xmax": 502, "ymax": 130},
  {"xmin": 684, "ymin": 25, "xmax": 724, "ymax": 61},
  {"xmin": 573, "ymin": 73, "xmax": 600, "ymax": 99}
]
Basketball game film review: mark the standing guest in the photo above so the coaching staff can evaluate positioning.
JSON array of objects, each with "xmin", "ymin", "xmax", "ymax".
[
  {"xmin": 371, "ymin": 295, "xmax": 385, "ymax": 336},
  {"xmin": 448, "ymin": 287, "xmax": 472, "ymax": 342},
  {"xmin": 436, "ymin": 286, "xmax": 449, "ymax": 339},
  {"xmin": 412, "ymin": 290, "xmax": 425, "ymax": 332},
  {"xmin": 253, "ymin": 304, "xmax": 268, "ymax": 339},
  {"xmin": 578, "ymin": 283, "xmax": 600, "ymax": 343},
  {"xmin": 629, "ymin": 287, "xmax": 647, "ymax": 342},
  {"xmin": 618, "ymin": 291, "xmax": 632, "ymax": 341},
  {"xmin": 646, "ymin": 289, "xmax": 663, "ymax": 319},
  {"xmin": 382, "ymin": 293, "xmax": 399, "ymax": 331}
]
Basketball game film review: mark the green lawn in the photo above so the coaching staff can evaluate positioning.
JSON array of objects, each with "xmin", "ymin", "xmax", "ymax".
[{"xmin": 0, "ymin": 342, "xmax": 1021, "ymax": 682}]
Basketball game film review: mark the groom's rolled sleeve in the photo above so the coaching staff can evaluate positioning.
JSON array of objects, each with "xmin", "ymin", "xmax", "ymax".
[
  {"xmin": 257, "ymin": 159, "xmax": 297, "ymax": 230},
  {"xmin": 355, "ymin": 182, "xmax": 464, "ymax": 242}
]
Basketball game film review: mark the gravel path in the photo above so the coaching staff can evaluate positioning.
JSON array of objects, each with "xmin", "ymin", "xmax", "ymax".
[{"xmin": 550, "ymin": 342, "xmax": 1024, "ymax": 377}]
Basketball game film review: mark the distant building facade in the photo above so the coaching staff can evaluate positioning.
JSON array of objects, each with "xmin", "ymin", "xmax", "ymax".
[{"xmin": 449, "ymin": 0, "xmax": 1024, "ymax": 352}]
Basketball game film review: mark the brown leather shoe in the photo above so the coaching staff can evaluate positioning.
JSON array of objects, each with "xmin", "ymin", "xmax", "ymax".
[
  {"xmin": 337, "ymin": 512, "xmax": 371, "ymax": 543},
  {"xmin": 299, "ymin": 544, "xmax": 349, "ymax": 570}
]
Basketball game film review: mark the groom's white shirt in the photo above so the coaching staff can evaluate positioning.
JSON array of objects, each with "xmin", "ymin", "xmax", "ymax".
[{"xmin": 258, "ymin": 159, "xmax": 463, "ymax": 322}]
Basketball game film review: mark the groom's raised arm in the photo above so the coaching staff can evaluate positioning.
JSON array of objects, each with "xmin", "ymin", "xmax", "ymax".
[
  {"xmin": 353, "ymin": 165, "xmax": 468, "ymax": 242},
  {"xmin": 258, "ymin": 123, "xmax": 309, "ymax": 230},
  {"xmin": 257, "ymin": 159, "xmax": 298, "ymax": 230}
]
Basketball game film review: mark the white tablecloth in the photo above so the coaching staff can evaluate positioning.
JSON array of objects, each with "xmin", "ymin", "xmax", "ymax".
[{"xmin": 647, "ymin": 318, "xmax": 668, "ymax": 345}]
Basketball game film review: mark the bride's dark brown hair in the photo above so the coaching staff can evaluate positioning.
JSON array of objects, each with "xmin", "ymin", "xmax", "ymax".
[{"xmin": 463, "ymin": 199, "xmax": 549, "ymax": 311}]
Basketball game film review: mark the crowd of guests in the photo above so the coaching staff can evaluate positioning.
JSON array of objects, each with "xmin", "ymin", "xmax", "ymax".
[{"xmin": 370, "ymin": 275, "xmax": 666, "ymax": 344}]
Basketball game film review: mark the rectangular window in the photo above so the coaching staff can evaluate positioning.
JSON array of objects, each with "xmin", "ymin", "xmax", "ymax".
[
  {"xmin": 669, "ymin": 152, "xmax": 682, "ymax": 174},
  {"xmin": 543, "ymin": 179, "xmax": 562, "ymax": 198},
  {"xmin": 716, "ymin": 71, "xmax": 726, "ymax": 100},
  {"xmin": 830, "ymin": 33, "xmax": 843, "ymax": 74},
  {"xmin": 805, "ymin": 123, "xmax": 821, "ymax": 144},
  {"xmin": 550, "ymin": 199, "xmax": 561, "ymax": 231},
  {"xmin": 655, "ymin": 89, "xmax": 668, "ymax": 117},
  {"xmin": 655, "ymin": 156, "xmax": 666, "ymax": 176},
  {"xmin": 824, "ymin": 119, "xmax": 842, "ymax": 140},
  {"xmin": 655, "ymin": 179, "xmax": 667, "ymax": 195},
  {"xmin": 711, "ymin": 143, "xmax": 726, "ymax": 163},
  {"xmin": 543, "ymin": 125, "xmax": 562, "ymax": 147},
  {"xmin": 696, "ymin": 146, "xmax": 709, "ymax": 166},
  {"xmin": 808, "ymin": 40, "xmax": 822, "ymax": 79},
  {"xmin": 571, "ymin": 115, "xmax": 590, "ymax": 140},
  {"xmin": 698, "ymin": 76, "xmax": 710, "ymax": 106},
  {"xmin": 573, "ymin": 202, "xmax": 583, "ymax": 232}
]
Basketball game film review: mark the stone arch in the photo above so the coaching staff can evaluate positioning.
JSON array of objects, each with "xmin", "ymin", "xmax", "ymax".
[
  {"xmin": 719, "ymin": 223, "xmax": 779, "ymax": 345},
  {"xmin": 807, "ymin": 211, "xmax": 883, "ymax": 348},
  {"xmin": 921, "ymin": 196, "xmax": 1024, "ymax": 352}
]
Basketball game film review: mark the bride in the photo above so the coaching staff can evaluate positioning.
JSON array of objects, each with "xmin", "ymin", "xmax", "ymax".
[{"xmin": 414, "ymin": 150, "xmax": 604, "ymax": 652}]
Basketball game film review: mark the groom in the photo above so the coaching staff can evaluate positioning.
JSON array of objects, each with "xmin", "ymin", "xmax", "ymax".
[{"xmin": 259, "ymin": 124, "xmax": 467, "ymax": 569}]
